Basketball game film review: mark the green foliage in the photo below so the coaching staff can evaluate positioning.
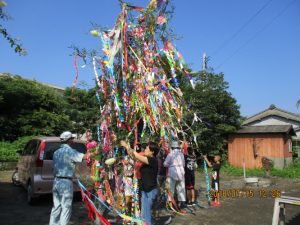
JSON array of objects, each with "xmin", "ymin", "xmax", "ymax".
[
  {"xmin": 0, "ymin": 141, "xmax": 17, "ymax": 161},
  {"xmin": 0, "ymin": 2, "xmax": 26, "ymax": 55},
  {"xmin": 271, "ymin": 164, "xmax": 300, "ymax": 179},
  {"xmin": 64, "ymin": 87, "xmax": 99, "ymax": 137},
  {"xmin": 222, "ymin": 163, "xmax": 265, "ymax": 177},
  {"xmin": 293, "ymin": 157, "xmax": 300, "ymax": 165},
  {"xmin": 0, "ymin": 136, "xmax": 32, "ymax": 161},
  {"xmin": 179, "ymin": 70, "xmax": 242, "ymax": 157},
  {"xmin": 222, "ymin": 163, "xmax": 300, "ymax": 179},
  {"xmin": 17, "ymin": 109, "xmax": 72, "ymax": 136},
  {"xmin": 0, "ymin": 74, "xmax": 72, "ymax": 141},
  {"xmin": 0, "ymin": 74, "xmax": 103, "ymax": 142},
  {"xmin": 291, "ymin": 140, "xmax": 300, "ymax": 158}
]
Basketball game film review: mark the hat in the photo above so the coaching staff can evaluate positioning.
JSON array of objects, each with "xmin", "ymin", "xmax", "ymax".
[
  {"xmin": 60, "ymin": 131, "xmax": 76, "ymax": 142},
  {"xmin": 171, "ymin": 141, "xmax": 180, "ymax": 149}
]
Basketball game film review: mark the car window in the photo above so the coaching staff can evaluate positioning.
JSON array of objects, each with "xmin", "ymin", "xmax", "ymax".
[
  {"xmin": 70, "ymin": 143, "xmax": 87, "ymax": 154},
  {"xmin": 44, "ymin": 142, "xmax": 86, "ymax": 160},
  {"xmin": 23, "ymin": 142, "xmax": 31, "ymax": 155},
  {"xmin": 33, "ymin": 140, "xmax": 41, "ymax": 154},
  {"xmin": 44, "ymin": 142, "xmax": 61, "ymax": 160}
]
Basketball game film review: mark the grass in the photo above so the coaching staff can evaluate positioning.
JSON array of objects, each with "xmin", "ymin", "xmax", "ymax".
[{"xmin": 221, "ymin": 162, "xmax": 300, "ymax": 179}]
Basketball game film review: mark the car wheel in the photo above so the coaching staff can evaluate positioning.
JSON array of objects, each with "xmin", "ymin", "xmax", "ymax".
[
  {"xmin": 11, "ymin": 171, "xmax": 21, "ymax": 186},
  {"xmin": 27, "ymin": 182, "xmax": 36, "ymax": 205}
]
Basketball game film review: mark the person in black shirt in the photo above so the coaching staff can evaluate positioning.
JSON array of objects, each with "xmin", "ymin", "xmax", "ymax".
[
  {"xmin": 120, "ymin": 140, "xmax": 159, "ymax": 225},
  {"xmin": 185, "ymin": 147, "xmax": 197, "ymax": 206},
  {"xmin": 204, "ymin": 154, "xmax": 221, "ymax": 206}
]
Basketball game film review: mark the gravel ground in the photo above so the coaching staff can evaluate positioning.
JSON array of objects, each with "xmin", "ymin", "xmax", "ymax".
[{"xmin": 0, "ymin": 170, "xmax": 299, "ymax": 225}]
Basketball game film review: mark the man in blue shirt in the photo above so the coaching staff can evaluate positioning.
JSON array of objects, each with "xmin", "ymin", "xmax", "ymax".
[{"xmin": 49, "ymin": 131, "xmax": 97, "ymax": 225}]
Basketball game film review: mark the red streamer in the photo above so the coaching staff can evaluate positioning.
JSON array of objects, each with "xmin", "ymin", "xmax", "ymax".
[
  {"xmin": 80, "ymin": 188, "xmax": 111, "ymax": 225},
  {"xmin": 72, "ymin": 54, "xmax": 79, "ymax": 92}
]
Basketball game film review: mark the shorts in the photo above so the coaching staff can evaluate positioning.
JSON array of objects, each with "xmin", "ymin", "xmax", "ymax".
[
  {"xmin": 123, "ymin": 177, "xmax": 133, "ymax": 196},
  {"xmin": 211, "ymin": 179, "xmax": 220, "ymax": 191},
  {"xmin": 185, "ymin": 172, "xmax": 195, "ymax": 189}
]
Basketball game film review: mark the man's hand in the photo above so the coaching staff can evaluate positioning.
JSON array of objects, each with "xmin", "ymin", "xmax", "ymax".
[
  {"xmin": 111, "ymin": 133, "xmax": 117, "ymax": 142},
  {"xmin": 92, "ymin": 150, "xmax": 99, "ymax": 156},
  {"xmin": 84, "ymin": 150, "xmax": 99, "ymax": 160}
]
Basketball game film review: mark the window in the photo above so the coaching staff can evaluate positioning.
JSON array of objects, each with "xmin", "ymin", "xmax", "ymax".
[
  {"xmin": 44, "ymin": 142, "xmax": 87, "ymax": 160},
  {"xmin": 292, "ymin": 139, "xmax": 300, "ymax": 156},
  {"xmin": 44, "ymin": 142, "xmax": 61, "ymax": 160},
  {"xmin": 289, "ymin": 139, "xmax": 292, "ymax": 153},
  {"xmin": 23, "ymin": 140, "xmax": 39, "ymax": 155},
  {"xmin": 70, "ymin": 143, "xmax": 87, "ymax": 154}
]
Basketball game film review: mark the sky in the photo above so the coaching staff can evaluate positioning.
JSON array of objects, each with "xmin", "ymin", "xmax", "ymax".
[{"xmin": 1, "ymin": 0, "xmax": 300, "ymax": 117}]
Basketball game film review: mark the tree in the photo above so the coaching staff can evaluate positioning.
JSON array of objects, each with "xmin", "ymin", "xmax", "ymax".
[
  {"xmin": 0, "ymin": 1, "xmax": 26, "ymax": 55},
  {"xmin": 0, "ymin": 74, "xmax": 72, "ymax": 141},
  {"xmin": 296, "ymin": 100, "xmax": 300, "ymax": 109},
  {"xmin": 180, "ymin": 70, "xmax": 242, "ymax": 158},
  {"xmin": 63, "ymin": 87, "xmax": 99, "ymax": 138}
]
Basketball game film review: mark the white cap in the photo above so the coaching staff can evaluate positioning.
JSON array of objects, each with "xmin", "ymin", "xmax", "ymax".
[
  {"xmin": 60, "ymin": 131, "xmax": 76, "ymax": 142},
  {"xmin": 171, "ymin": 141, "xmax": 180, "ymax": 149}
]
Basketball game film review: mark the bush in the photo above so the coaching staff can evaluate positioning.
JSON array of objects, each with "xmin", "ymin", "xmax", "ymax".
[
  {"xmin": 0, "ymin": 136, "xmax": 32, "ymax": 162},
  {"xmin": 222, "ymin": 163, "xmax": 300, "ymax": 179},
  {"xmin": 271, "ymin": 164, "xmax": 300, "ymax": 179},
  {"xmin": 293, "ymin": 157, "xmax": 300, "ymax": 165},
  {"xmin": 0, "ymin": 141, "xmax": 17, "ymax": 162}
]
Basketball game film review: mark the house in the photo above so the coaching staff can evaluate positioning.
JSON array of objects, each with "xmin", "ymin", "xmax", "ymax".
[
  {"xmin": 228, "ymin": 105, "xmax": 300, "ymax": 169},
  {"xmin": 228, "ymin": 125, "xmax": 295, "ymax": 169},
  {"xmin": 242, "ymin": 104, "xmax": 300, "ymax": 137}
]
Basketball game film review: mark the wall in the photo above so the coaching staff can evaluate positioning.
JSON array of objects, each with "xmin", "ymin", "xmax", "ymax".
[
  {"xmin": 0, "ymin": 162, "xmax": 17, "ymax": 171},
  {"xmin": 228, "ymin": 133, "xmax": 292, "ymax": 169}
]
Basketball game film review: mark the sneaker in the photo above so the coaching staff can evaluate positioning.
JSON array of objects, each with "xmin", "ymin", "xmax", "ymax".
[
  {"xmin": 187, "ymin": 202, "xmax": 193, "ymax": 207},
  {"xmin": 211, "ymin": 201, "xmax": 221, "ymax": 207},
  {"xmin": 164, "ymin": 216, "xmax": 172, "ymax": 225},
  {"xmin": 179, "ymin": 202, "xmax": 187, "ymax": 209},
  {"xmin": 192, "ymin": 201, "xmax": 197, "ymax": 206},
  {"xmin": 211, "ymin": 201, "xmax": 217, "ymax": 206}
]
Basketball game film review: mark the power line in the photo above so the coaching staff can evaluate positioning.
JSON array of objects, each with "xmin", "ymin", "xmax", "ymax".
[
  {"xmin": 215, "ymin": 0, "xmax": 297, "ymax": 70},
  {"xmin": 211, "ymin": 0, "xmax": 274, "ymax": 57}
]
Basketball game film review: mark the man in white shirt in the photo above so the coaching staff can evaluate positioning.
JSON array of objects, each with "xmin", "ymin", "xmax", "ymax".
[
  {"xmin": 49, "ymin": 131, "xmax": 96, "ymax": 225},
  {"xmin": 163, "ymin": 141, "xmax": 186, "ymax": 209}
]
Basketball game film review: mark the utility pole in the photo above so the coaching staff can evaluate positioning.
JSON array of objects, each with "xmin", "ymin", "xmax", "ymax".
[{"xmin": 202, "ymin": 52, "xmax": 208, "ymax": 71}]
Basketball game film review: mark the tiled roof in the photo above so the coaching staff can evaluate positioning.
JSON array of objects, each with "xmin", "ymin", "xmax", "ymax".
[
  {"xmin": 243, "ymin": 105, "xmax": 300, "ymax": 125},
  {"xmin": 234, "ymin": 125, "xmax": 296, "ymax": 136}
]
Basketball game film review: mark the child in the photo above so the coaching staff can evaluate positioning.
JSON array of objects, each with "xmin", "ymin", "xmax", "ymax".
[
  {"xmin": 123, "ymin": 155, "xmax": 135, "ymax": 215},
  {"xmin": 203, "ymin": 154, "xmax": 221, "ymax": 206},
  {"xmin": 185, "ymin": 147, "xmax": 197, "ymax": 206}
]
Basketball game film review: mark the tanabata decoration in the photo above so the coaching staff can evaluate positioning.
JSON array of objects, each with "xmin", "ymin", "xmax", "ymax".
[
  {"xmin": 105, "ymin": 157, "xmax": 116, "ymax": 166},
  {"xmin": 204, "ymin": 160, "xmax": 211, "ymax": 206},
  {"xmin": 78, "ymin": 0, "xmax": 196, "ymax": 148},
  {"xmin": 74, "ymin": 0, "xmax": 200, "ymax": 223}
]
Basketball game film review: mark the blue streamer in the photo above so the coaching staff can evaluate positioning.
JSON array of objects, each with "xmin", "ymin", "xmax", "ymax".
[
  {"xmin": 204, "ymin": 160, "xmax": 211, "ymax": 205},
  {"xmin": 77, "ymin": 180, "xmax": 144, "ymax": 224},
  {"xmin": 96, "ymin": 91, "xmax": 101, "ymax": 105},
  {"xmin": 97, "ymin": 124, "xmax": 101, "ymax": 142}
]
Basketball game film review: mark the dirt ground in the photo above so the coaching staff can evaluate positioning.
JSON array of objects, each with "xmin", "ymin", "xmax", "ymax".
[{"xmin": 0, "ymin": 170, "xmax": 300, "ymax": 225}]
